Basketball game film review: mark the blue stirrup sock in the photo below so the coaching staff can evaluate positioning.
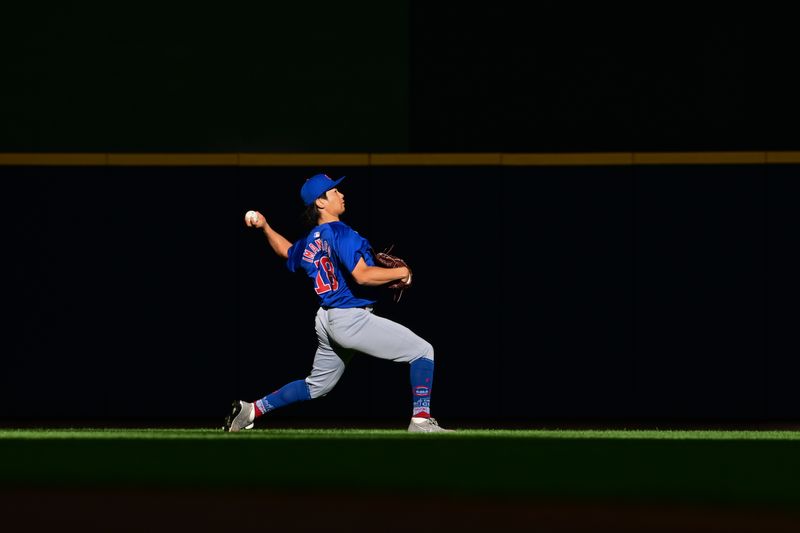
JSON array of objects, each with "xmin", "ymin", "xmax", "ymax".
[
  {"xmin": 254, "ymin": 379, "xmax": 311, "ymax": 417},
  {"xmin": 410, "ymin": 357, "xmax": 434, "ymax": 418}
]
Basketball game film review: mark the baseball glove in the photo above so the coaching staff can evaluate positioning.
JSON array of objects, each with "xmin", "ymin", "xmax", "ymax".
[{"xmin": 374, "ymin": 245, "xmax": 412, "ymax": 302}]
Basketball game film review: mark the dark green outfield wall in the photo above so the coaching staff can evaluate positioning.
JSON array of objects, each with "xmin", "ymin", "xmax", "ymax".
[
  {"xmin": 3, "ymin": 2, "xmax": 799, "ymax": 423},
  {"xmin": 4, "ymin": 163, "xmax": 800, "ymax": 422}
]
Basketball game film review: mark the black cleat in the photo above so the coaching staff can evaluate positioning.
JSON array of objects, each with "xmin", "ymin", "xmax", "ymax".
[{"xmin": 223, "ymin": 400, "xmax": 255, "ymax": 432}]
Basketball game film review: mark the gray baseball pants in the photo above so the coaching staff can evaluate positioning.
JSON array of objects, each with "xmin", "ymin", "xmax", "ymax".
[{"xmin": 305, "ymin": 306, "xmax": 434, "ymax": 398}]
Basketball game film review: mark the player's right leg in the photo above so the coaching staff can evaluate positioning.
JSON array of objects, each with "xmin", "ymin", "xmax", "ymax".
[
  {"xmin": 305, "ymin": 309, "xmax": 355, "ymax": 399},
  {"xmin": 224, "ymin": 309, "xmax": 352, "ymax": 431},
  {"xmin": 224, "ymin": 380, "xmax": 316, "ymax": 432}
]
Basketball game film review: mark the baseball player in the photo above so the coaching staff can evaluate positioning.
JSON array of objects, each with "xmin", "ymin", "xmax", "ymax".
[{"xmin": 225, "ymin": 173, "xmax": 452, "ymax": 433}]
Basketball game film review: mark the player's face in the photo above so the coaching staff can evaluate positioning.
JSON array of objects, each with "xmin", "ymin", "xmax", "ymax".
[{"xmin": 324, "ymin": 188, "xmax": 346, "ymax": 215}]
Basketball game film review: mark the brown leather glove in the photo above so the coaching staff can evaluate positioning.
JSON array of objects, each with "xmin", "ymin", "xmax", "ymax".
[{"xmin": 373, "ymin": 245, "xmax": 412, "ymax": 301}]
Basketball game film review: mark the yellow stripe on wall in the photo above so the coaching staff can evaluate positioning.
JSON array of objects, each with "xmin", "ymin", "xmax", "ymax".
[
  {"xmin": 0, "ymin": 153, "xmax": 108, "ymax": 166},
  {"xmin": 370, "ymin": 153, "xmax": 502, "ymax": 165},
  {"xmin": 106, "ymin": 153, "xmax": 240, "ymax": 166},
  {"xmin": 239, "ymin": 153, "xmax": 370, "ymax": 166},
  {"xmin": 1, "ymin": 152, "xmax": 800, "ymax": 166},
  {"xmin": 766, "ymin": 151, "xmax": 800, "ymax": 164},
  {"xmin": 502, "ymin": 153, "xmax": 634, "ymax": 166},
  {"xmin": 632, "ymin": 152, "xmax": 767, "ymax": 165}
]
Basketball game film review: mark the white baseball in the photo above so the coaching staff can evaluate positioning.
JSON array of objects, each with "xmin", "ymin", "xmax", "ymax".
[{"xmin": 246, "ymin": 210, "xmax": 259, "ymax": 225}]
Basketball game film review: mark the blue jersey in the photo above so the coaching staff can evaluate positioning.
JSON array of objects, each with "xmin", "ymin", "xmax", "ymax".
[{"xmin": 286, "ymin": 221, "xmax": 378, "ymax": 308}]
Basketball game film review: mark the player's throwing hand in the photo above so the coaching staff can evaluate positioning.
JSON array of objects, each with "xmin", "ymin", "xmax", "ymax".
[{"xmin": 244, "ymin": 210, "xmax": 264, "ymax": 228}]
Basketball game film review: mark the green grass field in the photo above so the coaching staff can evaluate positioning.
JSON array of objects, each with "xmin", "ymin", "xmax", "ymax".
[{"xmin": 3, "ymin": 427, "xmax": 800, "ymax": 509}]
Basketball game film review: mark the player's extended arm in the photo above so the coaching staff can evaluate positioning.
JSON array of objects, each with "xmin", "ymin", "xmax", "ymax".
[
  {"xmin": 351, "ymin": 257, "xmax": 410, "ymax": 286},
  {"xmin": 244, "ymin": 210, "xmax": 292, "ymax": 259}
]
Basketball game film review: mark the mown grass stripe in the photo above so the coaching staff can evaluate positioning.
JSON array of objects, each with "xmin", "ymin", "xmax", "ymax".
[
  {"xmin": 3, "ymin": 429, "xmax": 800, "ymax": 440},
  {"xmin": 2, "ymin": 429, "xmax": 800, "ymax": 507}
]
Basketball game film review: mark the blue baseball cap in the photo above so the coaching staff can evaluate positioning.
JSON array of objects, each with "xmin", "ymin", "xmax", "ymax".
[{"xmin": 300, "ymin": 173, "xmax": 345, "ymax": 206}]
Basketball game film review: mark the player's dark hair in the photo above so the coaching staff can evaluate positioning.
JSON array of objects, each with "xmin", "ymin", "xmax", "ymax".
[{"xmin": 302, "ymin": 191, "xmax": 328, "ymax": 228}]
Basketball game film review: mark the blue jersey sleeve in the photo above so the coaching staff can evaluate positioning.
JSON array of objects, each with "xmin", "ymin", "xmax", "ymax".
[
  {"xmin": 335, "ymin": 225, "xmax": 373, "ymax": 273},
  {"xmin": 286, "ymin": 239, "xmax": 306, "ymax": 272}
]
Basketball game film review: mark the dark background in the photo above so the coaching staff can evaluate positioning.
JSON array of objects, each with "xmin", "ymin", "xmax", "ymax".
[
  {"xmin": 3, "ymin": 3, "xmax": 799, "ymax": 425},
  {"xmin": 0, "ymin": 3, "xmax": 409, "ymax": 152},
  {"xmin": 3, "ymin": 3, "xmax": 798, "ymax": 153}
]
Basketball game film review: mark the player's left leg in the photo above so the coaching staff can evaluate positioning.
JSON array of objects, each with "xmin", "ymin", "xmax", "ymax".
[
  {"xmin": 324, "ymin": 308, "xmax": 451, "ymax": 431},
  {"xmin": 326, "ymin": 308, "xmax": 433, "ymax": 363},
  {"xmin": 409, "ymin": 356, "xmax": 434, "ymax": 419},
  {"xmin": 406, "ymin": 355, "xmax": 452, "ymax": 432}
]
